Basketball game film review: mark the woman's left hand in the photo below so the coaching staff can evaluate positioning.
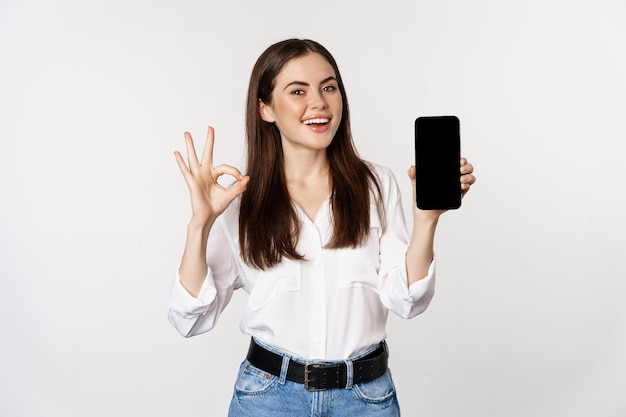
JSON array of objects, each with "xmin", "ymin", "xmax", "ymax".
[{"xmin": 407, "ymin": 157, "xmax": 476, "ymax": 218}]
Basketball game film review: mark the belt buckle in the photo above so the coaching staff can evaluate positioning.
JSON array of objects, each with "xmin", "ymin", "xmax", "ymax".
[{"xmin": 303, "ymin": 362, "xmax": 328, "ymax": 392}]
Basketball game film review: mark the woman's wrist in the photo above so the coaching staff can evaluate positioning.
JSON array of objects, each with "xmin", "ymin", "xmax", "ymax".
[
  {"xmin": 412, "ymin": 210, "xmax": 440, "ymax": 229},
  {"xmin": 188, "ymin": 215, "xmax": 215, "ymax": 233}
]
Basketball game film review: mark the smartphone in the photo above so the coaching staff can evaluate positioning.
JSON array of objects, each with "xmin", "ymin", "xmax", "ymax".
[{"xmin": 415, "ymin": 116, "xmax": 461, "ymax": 210}]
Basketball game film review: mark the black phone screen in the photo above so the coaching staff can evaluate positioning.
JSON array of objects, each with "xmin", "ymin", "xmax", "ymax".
[{"xmin": 415, "ymin": 116, "xmax": 461, "ymax": 210}]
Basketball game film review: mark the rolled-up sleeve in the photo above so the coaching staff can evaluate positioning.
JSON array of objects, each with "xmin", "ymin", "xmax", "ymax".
[
  {"xmin": 376, "ymin": 166, "xmax": 437, "ymax": 319},
  {"xmin": 384, "ymin": 256, "xmax": 436, "ymax": 318},
  {"xmin": 167, "ymin": 269, "xmax": 218, "ymax": 337}
]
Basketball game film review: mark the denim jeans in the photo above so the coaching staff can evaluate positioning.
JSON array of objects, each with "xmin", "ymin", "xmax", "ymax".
[{"xmin": 227, "ymin": 340, "xmax": 401, "ymax": 417}]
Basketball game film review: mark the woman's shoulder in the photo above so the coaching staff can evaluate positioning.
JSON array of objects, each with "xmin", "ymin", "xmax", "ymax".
[
  {"xmin": 364, "ymin": 161, "xmax": 400, "ymax": 192},
  {"xmin": 363, "ymin": 160, "xmax": 393, "ymax": 176}
]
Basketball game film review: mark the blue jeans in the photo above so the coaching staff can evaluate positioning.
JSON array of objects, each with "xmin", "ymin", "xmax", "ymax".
[{"xmin": 228, "ymin": 340, "xmax": 401, "ymax": 417}]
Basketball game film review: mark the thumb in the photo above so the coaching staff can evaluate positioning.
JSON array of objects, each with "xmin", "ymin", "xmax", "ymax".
[
  {"xmin": 227, "ymin": 175, "xmax": 250, "ymax": 197},
  {"xmin": 407, "ymin": 165, "xmax": 416, "ymax": 182}
]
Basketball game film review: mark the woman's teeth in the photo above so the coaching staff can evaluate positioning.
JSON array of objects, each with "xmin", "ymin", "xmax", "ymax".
[{"xmin": 303, "ymin": 118, "xmax": 329, "ymax": 125}]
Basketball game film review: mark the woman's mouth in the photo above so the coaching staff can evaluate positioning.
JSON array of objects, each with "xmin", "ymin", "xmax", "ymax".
[
  {"xmin": 303, "ymin": 117, "xmax": 330, "ymax": 126},
  {"xmin": 303, "ymin": 117, "xmax": 331, "ymax": 133}
]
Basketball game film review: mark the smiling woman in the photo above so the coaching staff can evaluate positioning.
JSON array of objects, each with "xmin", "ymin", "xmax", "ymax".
[{"xmin": 168, "ymin": 38, "xmax": 475, "ymax": 417}]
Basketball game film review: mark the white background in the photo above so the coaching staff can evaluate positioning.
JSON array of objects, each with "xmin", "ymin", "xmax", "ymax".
[{"xmin": 1, "ymin": 0, "xmax": 625, "ymax": 416}]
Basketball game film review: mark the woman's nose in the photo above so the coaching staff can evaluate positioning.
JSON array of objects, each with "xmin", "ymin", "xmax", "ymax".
[{"xmin": 308, "ymin": 90, "xmax": 328, "ymax": 109}]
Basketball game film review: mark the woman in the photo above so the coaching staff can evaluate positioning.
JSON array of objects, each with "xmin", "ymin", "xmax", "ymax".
[{"xmin": 169, "ymin": 39, "xmax": 475, "ymax": 416}]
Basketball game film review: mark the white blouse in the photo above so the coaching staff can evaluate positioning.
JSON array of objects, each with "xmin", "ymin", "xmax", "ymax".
[{"xmin": 168, "ymin": 163, "xmax": 436, "ymax": 360}]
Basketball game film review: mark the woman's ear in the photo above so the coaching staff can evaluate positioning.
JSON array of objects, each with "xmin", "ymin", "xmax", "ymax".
[{"xmin": 259, "ymin": 99, "xmax": 275, "ymax": 123}]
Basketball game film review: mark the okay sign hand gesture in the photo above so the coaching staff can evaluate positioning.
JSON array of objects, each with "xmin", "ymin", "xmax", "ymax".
[{"xmin": 174, "ymin": 126, "xmax": 250, "ymax": 226}]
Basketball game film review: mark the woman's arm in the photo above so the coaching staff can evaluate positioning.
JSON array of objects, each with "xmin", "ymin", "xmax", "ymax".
[
  {"xmin": 405, "ymin": 158, "xmax": 475, "ymax": 285},
  {"xmin": 173, "ymin": 126, "xmax": 249, "ymax": 297}
]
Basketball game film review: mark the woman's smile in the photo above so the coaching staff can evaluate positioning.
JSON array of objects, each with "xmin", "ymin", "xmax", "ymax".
[{"xmin": 302, "ymin": 115, "xmax": 332, "ymax": 132}]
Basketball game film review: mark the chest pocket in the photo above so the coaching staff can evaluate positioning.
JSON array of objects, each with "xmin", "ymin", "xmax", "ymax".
[
  {"xmin": 248, "ymin": 259, "xmax": 302, "ymax": 311},
  {"xmin": 334, "ymin": 213, "xmax": 382, "ymax": 291}
]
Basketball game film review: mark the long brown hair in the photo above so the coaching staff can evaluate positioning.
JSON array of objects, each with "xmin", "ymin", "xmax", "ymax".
[{"xmin": 240, "ymin": 39, "xmax": 382, "ymax": 269}]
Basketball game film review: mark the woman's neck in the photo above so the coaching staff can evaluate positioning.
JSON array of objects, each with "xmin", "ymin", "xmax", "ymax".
[
  {"xmin": 282, "ymin": 148, "xmax": 331, "ymax": 221},
  {"xmin": 282, "ymin": 147, "xmax": 330, "ymax": 184}
]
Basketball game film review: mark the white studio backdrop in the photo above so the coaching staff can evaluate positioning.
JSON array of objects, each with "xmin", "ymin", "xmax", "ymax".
[{"xmin": 1, "ymin": 0, "xmax": 625, "ymax": 416}]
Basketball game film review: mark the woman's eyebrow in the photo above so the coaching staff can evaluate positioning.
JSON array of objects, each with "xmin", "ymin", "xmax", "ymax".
[
  {"xmin": 283, "ymin": 76, "xmax": 337, "ymax": 90},
  {"xmin": 283, "ymin": 81, "xmax": 309, "ymax": 90}
]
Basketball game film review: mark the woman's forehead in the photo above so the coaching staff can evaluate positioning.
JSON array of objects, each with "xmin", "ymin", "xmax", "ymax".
[{"xmin": 274, "ymin": 53, "xmax": 337, "ymax": 86}]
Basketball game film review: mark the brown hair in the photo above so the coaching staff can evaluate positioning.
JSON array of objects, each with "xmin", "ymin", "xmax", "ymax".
[{"xmin": 239, "ymin": 39, "xmax": 382, "ymax": 269}]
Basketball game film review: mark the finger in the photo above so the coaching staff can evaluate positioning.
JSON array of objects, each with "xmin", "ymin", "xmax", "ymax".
[
  {"xmin": 184, "ymin": 132, "xmax": 201, "ymax": 171},
  {"xmin": 461, "ymin": 173, "xmax": 476, "ymax": 185},
  {"xmin": 213, "ymin": 164, "xmax": 245, "ymax": 182},
  {"xmin": 461, "ymin": 162, "xmax": 474, "ymax": 174},
  {"xmin": 227, "ymin": 175, "xmax": 251, "ymax": 196},
  {"xmin": 201, "ymin": 126, "xmax": 215, "ymax": 168},
  {"xmin": 460, "ymin": 174, "xmax": 476, "ymax": 195},
  {"xmin": 174, "ymin": 151, "xmax": 194, "ymax": 183},
  {"xmin": 406, "ymin": 165, "xmax": 416, "ymax": 180}
]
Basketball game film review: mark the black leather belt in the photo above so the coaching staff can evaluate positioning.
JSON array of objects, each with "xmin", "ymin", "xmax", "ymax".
[{"xmin": 246, "ymin": 338, "xmax": 389, "ymax": 392}]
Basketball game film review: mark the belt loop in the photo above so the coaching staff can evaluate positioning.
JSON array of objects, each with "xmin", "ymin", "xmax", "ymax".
[
  {"xmin": 344, "ymin": 359, "xmax": 353, "ymax": 389},
  {"xmin": 278, "ymin": 354, "xmax": 290, "ymax": 385}
]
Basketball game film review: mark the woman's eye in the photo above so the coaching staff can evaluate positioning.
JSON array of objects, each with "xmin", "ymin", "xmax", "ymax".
[
  {"xmin": 322, "ymin": 85, "xmax": 336, "ymax": 92},
  {"xmin": 291, "ymin": 89, "xmax": 305, "ymax": 96}
]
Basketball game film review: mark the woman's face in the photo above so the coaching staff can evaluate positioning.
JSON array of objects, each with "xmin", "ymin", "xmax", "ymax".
[{"xmin": 260, "ymin": 52, "xmax": 343, "ymax": 154}]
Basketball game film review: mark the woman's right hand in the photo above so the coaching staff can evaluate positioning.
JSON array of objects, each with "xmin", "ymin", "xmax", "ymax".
[{"xmin": 174, "ymin": 126, "xmax": 250, "ymax": 226}]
